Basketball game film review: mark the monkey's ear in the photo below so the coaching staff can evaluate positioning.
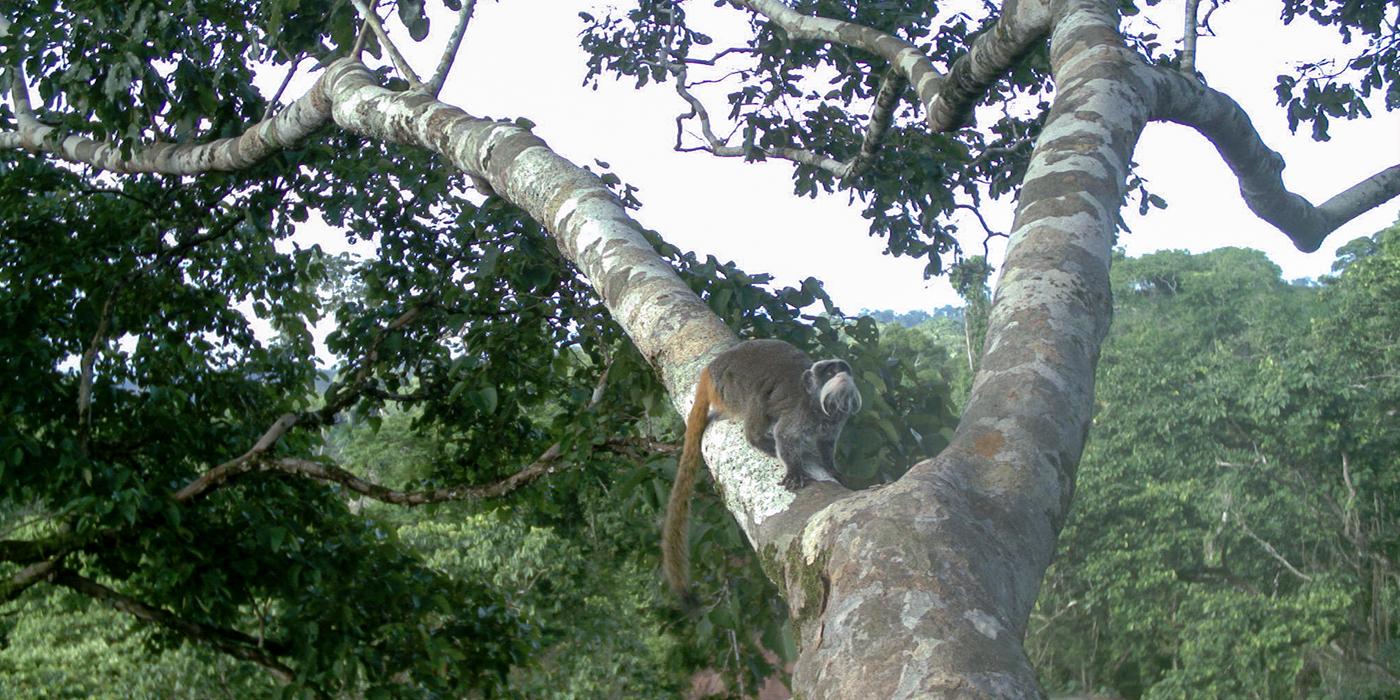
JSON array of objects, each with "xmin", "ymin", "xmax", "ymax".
[{"xmin": 802, "ymin": 367, "xmax": 820, "ymax": 395}]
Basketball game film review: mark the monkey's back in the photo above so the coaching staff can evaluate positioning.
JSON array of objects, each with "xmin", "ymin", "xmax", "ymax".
[{"xmin": 707, "ymin": 339, "xmax": 811, "ymax": 416}]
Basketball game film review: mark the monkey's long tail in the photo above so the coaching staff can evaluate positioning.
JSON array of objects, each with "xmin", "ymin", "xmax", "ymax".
[{"xmin": 662, "ymin": 366, "xmax": 713, "ymax": 599}]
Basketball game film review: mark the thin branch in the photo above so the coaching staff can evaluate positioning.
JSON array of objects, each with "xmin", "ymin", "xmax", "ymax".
[
  {"xmin": 269, "ymin": 451, "xmax": 564, "ymax": 505},
  {"xmin": 172, "ymin": 413, "xmax": 303, "ymax": 502},
  {"xmin": 259, "ymin": 439, "xmax": 671, "ymax": 507},
  {"xmin": 1149, "ymin": 65, "xmax": 1400, "ymax": 251},
  {"xmin": 76, "ymin": 291, "xmax": 117, "ymax": 450},
  {"xmin": 841, "ymin": 68, "xmax": 907, "ymax": 184},
  {"xmin": 683, "ymin": 47, "xmax": 760, "ymax": 66},
  {"xmin": 348, "ymin": 0, "xmax": 423, "ymax": 87},
  {"xmin": 263, "ymin": 58, "xmax": 303, "ymax": 121},
  {"xmin": 1235, "ymin": 513, "xmax": 1314, "ymax": 582},
  {"xmin": 352, "ymin": 21, "xmax": 372, "ymax": 59},
  {"xmin": 662, "ymin": 55, "xmax": 849, "ymax": 177},
  {"xmin": 50, "ymin": 570, "xmax": 296, "ymax": 685},
  {"xmin": 727, "ymin": 0, "xmax": 1052, "ymax": 132},
  {"xmin": 0, "ymin": 558, "xmax": 61, "ymax": 602},
  {"xmin": 175, "ymin": 303, "xmax": 429, "ymax": 503},
  {"xmin": 1181, "ymin": 0, "xmax": 1201, "ymax": 76},
  {"xmin": 218, "ymin": 365, "xmax": 627, "ymax": 506},
  {"xmin": 425, "ymin": 0, "xmax": 477, "ymax": 96}
]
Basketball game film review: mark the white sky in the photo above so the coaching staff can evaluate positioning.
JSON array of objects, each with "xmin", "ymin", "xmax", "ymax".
[{"xmin": 302, "ymin": 1, "xmax": 1400, "ymax": 314}]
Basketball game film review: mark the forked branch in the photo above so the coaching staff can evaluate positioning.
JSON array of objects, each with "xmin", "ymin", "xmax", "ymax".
[{"xmin": 348, "ymin": 0, "xmax": 423, "ymax": 87}]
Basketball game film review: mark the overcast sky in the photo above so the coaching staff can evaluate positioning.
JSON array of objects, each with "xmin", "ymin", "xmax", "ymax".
[{"xmin": 305, "ymin": 1, "xmax": 1400, "ymax": 314}]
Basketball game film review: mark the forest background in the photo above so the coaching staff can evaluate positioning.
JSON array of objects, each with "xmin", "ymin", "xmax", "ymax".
[{"xmin": 5, "ymin": 223, "xmax": 1399, "ymax": 697}]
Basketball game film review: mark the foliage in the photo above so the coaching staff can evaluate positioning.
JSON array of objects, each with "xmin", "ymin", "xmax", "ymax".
[
  {"xmin": 0, "ymin": 142, "xmax": 960, "ymax": 695},
  {"xmin": 0, "ymin": 591, "xmax": 271, "ymax": 699},
  {"xmin": 1027, "ymin": 230, "xmax": 1400, "ymax": 699},
  {"xmin": 5, "ymin": 0, "xmax": 1395, "ymax": 695}
]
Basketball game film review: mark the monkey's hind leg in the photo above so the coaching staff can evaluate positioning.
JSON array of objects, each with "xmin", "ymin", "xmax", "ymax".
[{"xmin": 743, "ymin": 410, "xmax": 777, "ymax": 457}]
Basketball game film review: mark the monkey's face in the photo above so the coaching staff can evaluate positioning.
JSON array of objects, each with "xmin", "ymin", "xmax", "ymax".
[{"xmin": 806, "ymin": 360, "xmax": 862, "ymax": 417}]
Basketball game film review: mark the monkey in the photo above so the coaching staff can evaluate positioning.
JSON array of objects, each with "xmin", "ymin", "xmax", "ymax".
[{"xmin": 662, "ymin": 339, "xmax": 862, "ymax": 598}]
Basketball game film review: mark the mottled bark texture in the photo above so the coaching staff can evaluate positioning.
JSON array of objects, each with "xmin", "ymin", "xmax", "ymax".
[{"xmin": 8, "ymin": 0, "xmax": 1399, "ymax": 695}]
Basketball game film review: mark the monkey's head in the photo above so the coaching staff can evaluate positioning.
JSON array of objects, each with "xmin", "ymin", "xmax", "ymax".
[{"xmin": 805, "ymin": 359, "xmax": 862, "ymax": 417}]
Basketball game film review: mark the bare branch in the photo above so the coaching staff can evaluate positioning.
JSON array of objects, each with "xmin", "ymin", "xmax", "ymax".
[
  {"xmin": 264, "ymin": 59, "xmax": 303, "ymax": 121},
  {"xmin": 662, "ymin": 55, "xmax": 852, "ymax": 177},
  {"xmin": 269, "ymin": 451, "xmax": 564, "ymax": 505},
  {"xmin": 1149, "ymin": 65, "xmax": 1400, "ymax": 251},
  {"xmin": 76, "ymin": 291, "xmax": 117, "ymax": 450},
  {"xmin": 348, "ymin": 0, "xmax": 423, "ymax": 87},
  {"xmin": 227, "ymin": 365, "xmax": 625, "ymax": 506},
  {"xmin": 51, "ymin": 570, "xmax": 296, "ymax": 685},
  {"xmin": 4, "ymin": 68, "xmax": 336, "ymax": 174},
  {"xmin": 1181, "ymin": 0, "xmax": 1202, "ymax": 76},
  {"xmin": 841, "ymin": 68, "xmax": 906, "ymax": 184},
  {"xmin": 1234, "ymin": 513, "xmax": 1314, "ymax": 582},
  {"xmin": 0, "ymin": 558, "xmax": 61, "ymax": 603},
  {"xmin": 352, "ymin": 21, "xmax": 372, "ymax": 59},
  {"xmin": 175, "ymin": 303, "xmax": 429, "ymax": 503},
  {"xmin": 426, "ymin": 0, "xmax": 477, "ymax": 96},
  {"xmin": 173, "ymin": 413, "xmax": 302, "ymax": 503}
]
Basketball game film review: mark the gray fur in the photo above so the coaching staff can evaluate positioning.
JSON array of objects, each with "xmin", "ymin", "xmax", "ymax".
[{"xmin": 707, "ymin": 339, "xmax": 861, "ymax": 488}]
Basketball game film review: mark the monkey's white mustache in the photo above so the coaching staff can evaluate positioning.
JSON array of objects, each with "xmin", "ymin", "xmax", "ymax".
[{"xmin": 819, "ymin": 374, "xmax": 862, "ymax": 416}]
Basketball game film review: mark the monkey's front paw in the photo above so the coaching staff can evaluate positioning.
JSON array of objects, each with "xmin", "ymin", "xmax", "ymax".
[{"xmin": 780, "ymin": 471, "xmax": 808, "ymax": 490}]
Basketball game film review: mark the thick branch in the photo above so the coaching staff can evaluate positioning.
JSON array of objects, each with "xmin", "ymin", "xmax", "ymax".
[
  {"xmin": 348, "ymin": 0, "xmax": 423, "ymax": 87},
  {"xmin": 1148, "ymin": 65, "xmax": 1400, "ymax": 251},
  {"xmin": 426, "ymin": 0, "xmax": 477, "ymax": 96},
  {"xmin": 51, "ymin": 570, "xmax": 296, "ymax": 684},
  {"xmin": 4, "ymin": 70, "xmax": 334, "ymax": 173}
]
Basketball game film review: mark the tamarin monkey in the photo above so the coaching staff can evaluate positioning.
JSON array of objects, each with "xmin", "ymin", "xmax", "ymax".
[{"xmin": 663, "ymin": 339, "xmax": 862, "ymax": 597}]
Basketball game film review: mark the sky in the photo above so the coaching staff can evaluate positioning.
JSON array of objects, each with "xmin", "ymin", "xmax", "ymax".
[{"xmin": 300, "ymin": 1, "xmax": 1400, "ymax": 315}]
